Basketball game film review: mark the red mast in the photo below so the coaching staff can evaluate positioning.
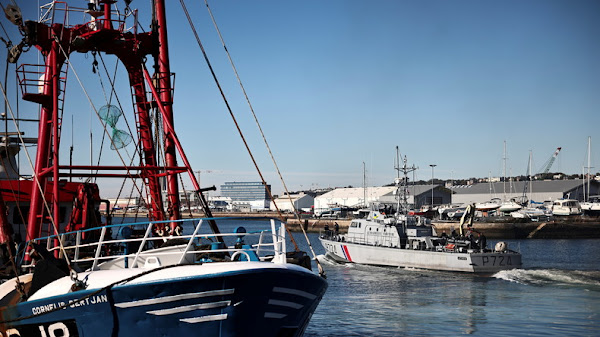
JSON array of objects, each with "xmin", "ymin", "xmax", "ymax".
[
  {"xmin": 154, "ymin": 0, "xmax": 181, "ymax": 221},
  {"xmin": 19, "ymin": 0, "xmax": 194, "ymax": 249},
  {"xmin": 25, "ymin": 35, "xmax": 65, "ymax": 242}
]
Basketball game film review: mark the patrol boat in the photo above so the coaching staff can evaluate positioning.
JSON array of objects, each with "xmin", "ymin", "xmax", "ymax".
[{"xmin": 319, "ymin": 152, "xmax": 522, "ymax": 274}]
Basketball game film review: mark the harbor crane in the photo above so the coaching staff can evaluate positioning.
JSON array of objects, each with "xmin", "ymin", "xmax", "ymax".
[
  {"xmin": 539, "ymin": 147, "xmax": 562, "ymax": 174},
  {"xmin": 521, "ymin": 147, "xmax": 562, "ymax": 204}
]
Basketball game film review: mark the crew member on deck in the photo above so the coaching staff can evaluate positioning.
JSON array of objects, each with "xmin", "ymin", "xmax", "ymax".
[{"xmin": 477, "ymin": 232, "xmax": 487, "ymax": 252}]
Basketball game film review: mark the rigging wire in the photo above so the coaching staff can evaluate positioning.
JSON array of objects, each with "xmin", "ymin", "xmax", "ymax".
[
  {"xmin": 0, "ymin": 55, "xmax": 23, "ymax": 280},
  {"xmin": 0, "ymin": 20, "xmax": 11, "ymax": 46},
  {"xmin": 152, "ymin": 96, "xmax": 166, "ymax": 217},
  {"xmin": 0, "ymin": 75, "xmax": 70, "ymax": 273},
  {"xmin": 201, "ymin": 0, "xmax": 326, "ymax": 276},
  {"xmin": 7, "ymin": 51, "xmax": 28, "ymax": 233},
  {"xmin": 92, "ymin": 51, "xmax": 145, "ymax": 220},
  {"xmin": 176, "ymin": 0, "xmax": 302, "ymax": 252},
  {"xmin": 92, "ymin": 52, "xmax": 136, "ymax": 181},
  {"xmin": 53, "ymin": 37, "xmax": 147, "ymax": 211},
  {"xmin": 98, "ymin": 51, "xmax": 139, "ymax": 155},
  {"xmin": 0, "ymin": 3, "xmax": 72, "ymax": 271}
]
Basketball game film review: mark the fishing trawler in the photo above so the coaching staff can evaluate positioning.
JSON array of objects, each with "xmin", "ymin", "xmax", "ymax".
[
  {"xmin": 0, "ymin": 1, "xmax": 326, "ymax": 336},
  {"xmin": 319, "ymin": 151, "xmax": 522, "ymax": 274}
]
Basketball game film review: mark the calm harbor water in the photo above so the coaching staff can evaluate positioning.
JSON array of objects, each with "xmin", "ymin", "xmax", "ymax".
[
  {"xmin": 111, "ymin": 217, "xmax": 600, "ymax": 336},
  {"xmin": 304, "ymin": 237, "xmax": 600, "ymax": 336}
]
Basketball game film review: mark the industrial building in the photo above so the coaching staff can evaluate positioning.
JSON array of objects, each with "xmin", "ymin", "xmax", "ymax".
[
  {"xmin": 105, "ymin": 197, "xmax": 143, "ymax": 211},
  {"xmin": 271, "ymin": 192, "xmax": 315, "ymax": 213},
  {"xmin": 313, "ymin": 185, "xmax": 451, "ymax": 215},
  {"xmin": 220, "ymin": 181, "xmax": 271, "ymax": 210},
  {"xmin": 312, "ymin": 179, "xmax": 598, "ymax": 215},
  {"xmin": 451, "ymin": 180, "xmax": 600, "ymax": 205}
]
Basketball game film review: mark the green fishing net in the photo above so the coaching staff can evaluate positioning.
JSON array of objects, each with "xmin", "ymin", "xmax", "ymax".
[{"xmin": 99, "ymin": 104, "xmax": 132, "ymax": 150}]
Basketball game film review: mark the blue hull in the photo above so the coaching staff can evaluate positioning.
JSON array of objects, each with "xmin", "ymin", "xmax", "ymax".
[{"xmin": 1, "ymin": 267, "xmax": 327, "ymax": 336}]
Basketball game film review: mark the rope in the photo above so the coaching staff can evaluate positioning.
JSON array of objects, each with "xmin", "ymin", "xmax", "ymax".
[
  {"xmin": 53, "ymin": 36, "xmax": 147, "ymax": 207},
  {"xmin": 0, "ymin": 73, "xmax": 67, "ymax": 269},
  {"xmin": 203, "ymin": 0, "xmax": 326, "ymax": 277},
  {"xmin": 0, "ymin": 59, "xmax": 26, "ymax": 227},
  {"xmin": 91, "ymin": 53, "xmax": 144, "ymax": 222},
  {"xmin": 178, "ymin": 173, "xmax": 194, "ymax": 218},
  {"xmin": 93, "ymin": 52, "xmax": 138, "ymax": 183},
  {"xmin": 177, "ymin": 0, "xmax": 302, "ymax": 250},
  {"xmin": 98, "ymin": 51, "xmax": 138, "ymax": 157}
]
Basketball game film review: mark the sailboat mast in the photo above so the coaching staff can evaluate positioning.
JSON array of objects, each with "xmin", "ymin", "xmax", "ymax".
[
  {"xmin": 529, "ymin": 151, "xmax": 533, "ymax": 205},
  {"xmin": 363, "ymin": 161, "xmax": 366, "ymax": 208},
  {"xmin": 394, "ymin": 147, "xmax": 400, "ymax": 215},
  {"xmin": 587, "ymin": 136, "xmax": 591, "ymax": 202},
  {"xmin": 503, "ymin": 140, "xmax": 506, "ymax": 197}
]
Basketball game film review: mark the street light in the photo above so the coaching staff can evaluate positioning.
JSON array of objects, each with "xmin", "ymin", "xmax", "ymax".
[{"xmin": 429, "ymin": 164, "xmax": 437, "ymax": 209}]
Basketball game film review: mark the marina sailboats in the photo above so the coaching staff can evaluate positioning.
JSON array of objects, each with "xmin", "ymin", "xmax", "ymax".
[
  {"xmin": 497, "ymin": 141, "xmax": 522, "ymax": 214},
  {"xmin": 0, "ymin": 1, "xmax": 326, "ymax": 336},
  {"xmin": 580, "ymin": 137, "xmax": 600, "ymax": 216},
  {"xmin": 580, "ymin": 195, "xmax": 600, "ymax": 216},
  {"xmin": 475, "ymin": 173, "xmax": 501, "ymax": 212}
]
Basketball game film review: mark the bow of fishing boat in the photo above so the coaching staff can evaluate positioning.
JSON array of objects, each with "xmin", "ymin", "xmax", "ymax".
[{"xmin": 0, "ymin": 217, "xmax": 327, "ymax": 336}]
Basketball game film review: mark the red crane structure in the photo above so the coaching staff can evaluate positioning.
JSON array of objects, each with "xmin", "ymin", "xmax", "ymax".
[{"xmin": 1, "ymin": 0, "xmax": 219, "ymax": 260}]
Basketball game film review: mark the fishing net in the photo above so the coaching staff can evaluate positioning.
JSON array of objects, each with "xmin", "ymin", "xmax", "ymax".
[
  {"xmin": 99, "ymin": 104, "xmax": 132, "ymax": 150},
  {"xmin": 99, "ymin": 104, "xmax": 122, "ymax": 128},
  {"xmin": 110, "ymin": 129, "xmax": 133, "ymax": 150}
]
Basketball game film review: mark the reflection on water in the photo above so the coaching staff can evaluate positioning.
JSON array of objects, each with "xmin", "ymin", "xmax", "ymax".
[
  {"xmin": 309, "ymin": 257, "xmax": 496, "ymax": 336},
  {"xmin": 307, "ymin": 240, "xmax": 600, "ymax": 336}
]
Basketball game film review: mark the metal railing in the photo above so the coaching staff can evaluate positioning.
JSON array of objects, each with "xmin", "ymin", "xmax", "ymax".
[
  {"xmin": 39, "ymin": 1, "xmax": 137, "ymax": 33},
  {"xmin": 27, "ymin": 217, "xmax": 289, "ymax": 271}
]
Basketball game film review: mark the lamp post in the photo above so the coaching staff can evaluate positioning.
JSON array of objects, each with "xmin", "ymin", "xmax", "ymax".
[{"xmin": 429, "ymin": 164, "xmax": 437, "ymax": 209}]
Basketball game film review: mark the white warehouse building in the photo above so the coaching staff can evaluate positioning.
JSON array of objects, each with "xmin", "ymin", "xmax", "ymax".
[
  {"xmin": 270, "ymin": 192, "xmax": 315, "ymax": 212},
  {"xmin": 451, "ymin": 180, "xmax": 600, "ymax": 205},
  {"xmin": 314, "ymin": 185, "xmax": 451, "ymax": 215}
]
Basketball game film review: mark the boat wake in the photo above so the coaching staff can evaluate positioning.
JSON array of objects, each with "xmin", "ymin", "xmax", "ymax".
[
  {"xmin": 316, "ymin": 254, "xmax": 343, "ymax": 266},
  {"xmin": 494, "ymin": 268, "xmax": 600, "ymax": 290}
]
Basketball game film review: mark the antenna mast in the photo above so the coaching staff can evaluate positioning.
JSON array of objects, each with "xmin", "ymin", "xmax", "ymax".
[{"xmin": 394, "ymin": 146, "xmax": 416, "ymax": 216}]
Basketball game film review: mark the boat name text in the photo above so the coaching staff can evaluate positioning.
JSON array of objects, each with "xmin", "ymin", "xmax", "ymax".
[
  {"xmin": 481, "ymin": 256, "xmax": 512, "ymax": 266},
  {"xmin": 30, "ymin": 295, "xmax": 108, "ymax": 315}
]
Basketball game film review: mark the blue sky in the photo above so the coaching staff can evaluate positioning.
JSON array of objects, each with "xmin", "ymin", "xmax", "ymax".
[{"xmin": 3, "ymin": 0, "xmax": 599, "ymax": 196}]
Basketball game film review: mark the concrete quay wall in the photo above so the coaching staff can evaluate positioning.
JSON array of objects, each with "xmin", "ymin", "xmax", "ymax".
[
  {"xmin": 431, "ymin": 220, "xmax": 600, "ymax": 239},
  {"xmin": 120, "ymin": 211, "xmax": 599, "ymax": 239},
  {"xmin": 254, "ymin": 215, "xmax": 600, "ymax": 239}
]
